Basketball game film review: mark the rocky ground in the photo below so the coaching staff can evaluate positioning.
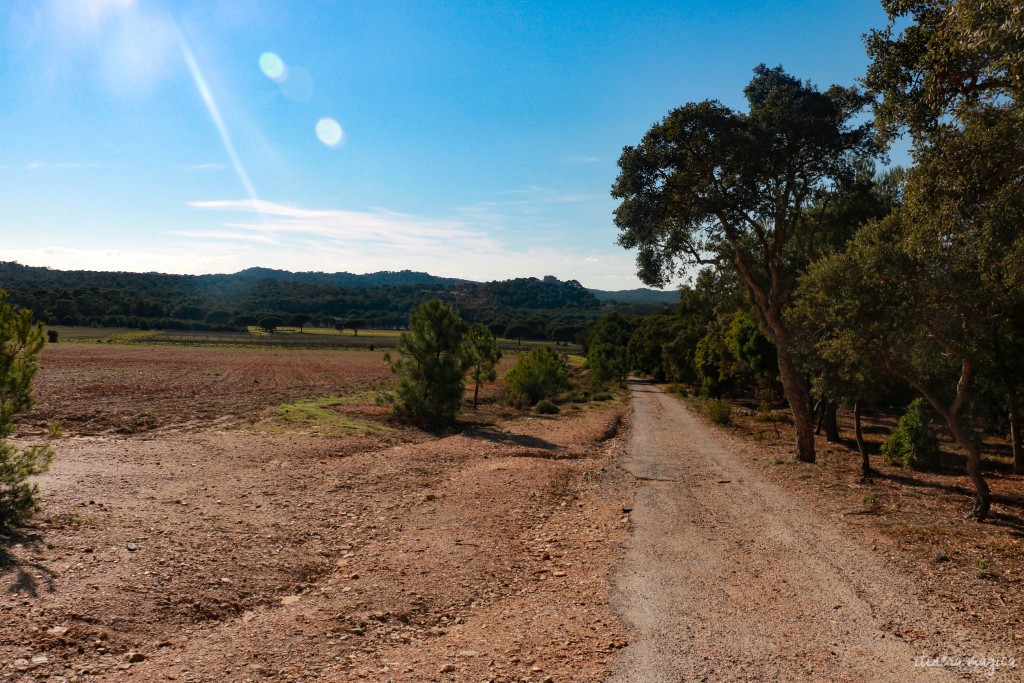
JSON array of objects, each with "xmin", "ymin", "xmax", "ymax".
[
  {"xmin": 2, "ymin": 344, "xmax": 633, "ymax": 682},
  {"xmin": 3, "ymin": 344, "xmax": 1022, "ymax": 681}
]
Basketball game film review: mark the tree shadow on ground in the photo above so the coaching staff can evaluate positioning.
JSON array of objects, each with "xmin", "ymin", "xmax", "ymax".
[
  {"xmin": 0, "ymin": 526, "xmax": 55, "ymax": 597},
  {"xmin": 873, "ymin": 469, "xmax": 1024, "ymax": 532},
  {"xmin": 461, "ymin": 425, "xmax": 560, "ymax": 452}
]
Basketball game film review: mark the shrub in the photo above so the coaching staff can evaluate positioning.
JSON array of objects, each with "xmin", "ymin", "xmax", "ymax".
[
  {"xmin": 534, "ymin": 399, "xmax": 560, "ymax": 415},
  {"xmin": 46, "ymin": 330, "xmax": 58, "ymax": 344},
  {"xmin": 881, "ymin": 398, "xmax": 939, "ymax": 470},
  {"xmin": 258, "ymin": 316, "xmax": 282, "ymax": 333},
  {"xmin": 0, "ymin": 291, "xmax": 54, "ymax": 526},
  {"xmin": 384, "ymin": 300, "xmax": 468, "ymax": 426},
  {"xmin": 704, "ymin": 399, "xmax": 732, "ymax": 426},
  {"xmin": 505, "ymin": 347, "xmax": 569, "ymax": 407}
]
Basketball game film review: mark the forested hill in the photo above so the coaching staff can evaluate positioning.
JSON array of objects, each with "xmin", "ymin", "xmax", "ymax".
[
  {"xmin": 232, "ymin": 267, "xmax": 466, "ymax": 288},
  {"xmin": 588, "ymin": 287, "xmax": 678, "ymax": 305},
  {"xmin": 0, "ymin": 262, "xmax": 646, "ymax": 337}
]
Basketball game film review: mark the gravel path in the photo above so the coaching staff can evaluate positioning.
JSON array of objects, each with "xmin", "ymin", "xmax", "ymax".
[{"xmin": 608, "ymin": 380, "xmax": 963, "ymax": 682}]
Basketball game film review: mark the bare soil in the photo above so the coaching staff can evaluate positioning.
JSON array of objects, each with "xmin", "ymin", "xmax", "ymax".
[
  {"xmin": 2, "ymin": 344, "xmax": 632, "ymax": 682},
  {"xmin": 5, "ymin": 345, "xmax": 1023, "ymax": 681}
]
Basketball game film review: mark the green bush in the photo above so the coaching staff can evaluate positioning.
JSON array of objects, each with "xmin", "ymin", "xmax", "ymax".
[
  {"xmin": 534, "ymin": 399, "xmax": 560, "ymax": 415},
  {"xmin": 1, "ymin": 291, "xmax": 54, "ymax": 527},
  {"xmin": 505, "ymin": 347, "xmax": 569, "ymax": 407},
  {"xmin": 881, "ymin": 398, "xmax": 940, "ymax": 470},
  {"xmin": 704, "ymin": 399, "xmax": 732, "ymax": 426},
  {"xmin": 384, "ymin": 300, "xmax": 468, "ymax": 426}
]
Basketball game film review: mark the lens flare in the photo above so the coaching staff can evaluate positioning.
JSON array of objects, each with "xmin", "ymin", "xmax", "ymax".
[
  {"xmin": 259, "ymin": 52, "xmax": 286, "ymax": 82},
  {"xmin": 316, "ymin": 118, "xmax": 344, "ymax": 147}
]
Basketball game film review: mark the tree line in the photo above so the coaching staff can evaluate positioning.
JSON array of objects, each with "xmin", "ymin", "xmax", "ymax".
[
  {"xmin": 0, "ymin": 263, "xmax": 670, "ymax": 341},
  {"xmin": 611, "ymin": 0, "xmax": 1023, "ymax": 521}
]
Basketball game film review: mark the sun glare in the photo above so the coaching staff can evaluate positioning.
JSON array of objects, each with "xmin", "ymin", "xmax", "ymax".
[
  {"xmin": 258, "ymin": 52, "xmax": 286, "ymax": 82},
  {"xmin": 316, "ymin": 118, "xmax": 344, "ymax": 147}
]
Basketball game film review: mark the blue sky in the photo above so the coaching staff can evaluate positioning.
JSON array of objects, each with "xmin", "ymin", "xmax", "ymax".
[{"xmin": 1, "ymin": 0, "xmax": 893, "ymax": 289}]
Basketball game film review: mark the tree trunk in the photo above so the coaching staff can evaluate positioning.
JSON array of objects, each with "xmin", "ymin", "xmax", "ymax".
[
  {"xmin": 824, "ymin": 400, "xmax": 840, "ymax": 443},
  {"xmin": 813, "ymin": 398, "xmax": 826, "ymax": 435},
  {"xmin": 942, "ymin": 412, "xmax": 992, "ymax": 521},
  {"xmin": 854, "ymin": 399, "xmax": 871, "ymax": 483},
  {"xmin": 1006, "ymin": 384, "xmax": 1023, "ymax": 475},
  {"xmin": 772, "ymin": 334, "xmax": 815, "ymax": 462},
  {"xmin": 472, "ymin": 378, "xmax": 480, "ymax": 410}
]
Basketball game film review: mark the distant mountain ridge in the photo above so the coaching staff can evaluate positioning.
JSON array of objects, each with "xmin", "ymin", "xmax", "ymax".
[
  {"xmin": 232, "ymin": 268, "xmax": 676, "ymax": 304},
  {"xmin": 0, "ymin": 262, "xmax": 675, "ymax": 332},
  {"xmin": 587, "ymin": 287, "xmax": 678, "ymax": 305},
  {"xmin": 232, "ymin": 267, "xmax": 466, "ymax": 288}
]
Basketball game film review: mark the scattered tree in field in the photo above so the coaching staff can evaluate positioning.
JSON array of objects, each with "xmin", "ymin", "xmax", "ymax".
[
  {"xmin": 384, "ymin": 300, "xmax": 468, "ymax": 426},
  {"xmin": 0, "ymin": 291, "xmax": 53, "ymax": 527},
  {"xmin": 258, "ymin": 316, "xmax": 282, "ymax": 333},
  {"xmin": 346, "ymin": 318, "xmax": 367, "ymax": 336},
  {"xmin": 505, "ymin": 348, "xmax": 569, "ymax": 407},
  {"xmin": 204, "ymin": 310, "xmax": 232, "ymax": 325},
  {"xmin": 503, "ymin": 321, "xmax": 532, "ymax": 346},
  {"xmin": 464, "ymin": 323, "xmax": 501, "ymax": 409},
  {"xmin": 289, "ymin": 313, "xmax": 313, "ymax": 333},
  {"xmin": 612, "ymin": 64, "xmax": 874, "ymax": 462}
]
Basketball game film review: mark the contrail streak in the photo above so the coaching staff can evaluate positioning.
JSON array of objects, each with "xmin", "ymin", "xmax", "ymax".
[{"xmin": 179, "ymin": 39, "xmax": 261, "ymax": 210}]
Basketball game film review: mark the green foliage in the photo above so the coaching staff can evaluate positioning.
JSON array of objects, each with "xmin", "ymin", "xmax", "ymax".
[
  {"xmin": 974, "ymin": 557, "xmax": 990, "ymax": 578},
  {"xmin": 627, "ymin": 314, "xmax": 683, "ymax": 381},
  {"xmin": 464, "ymin": 323, "xmax": 502, "ymax": 409},
  {"xmin": 0, "ymin": 263, "xmax": 605, "ymax": 336},
  {"xmin": 289, "ymin": 313, "xmax": 313, "ymax": 331},
  {"xmin": 258, "ymin": 316, "xmax": 282, "ymax": 333},
  {"xmin": 534, "ymin": 399, "xmax": 560, "ymax": 415},
  {"xmin": 346, "ymin": 318, "xmax": 367, "ymax": 335},
  {"xmin": 0, "ymin": 291, "xmax": 53, "ymax": 526},
  {"xmin": 864, "ymin": 0, "xmax": 1023, "ymax": 145},
  {"xmin": 505, "ymin": 348, "xmax": 569, "ymax": 407},
  {"xmin": 694, "ymin": 329, "xmax": 728, "ymax": 397},
  {"xmin": 586, "ymin": 312, "xmax": 632, "ymax": 390},
  {"xmin": 704, "ymin": 399, "xmax": 733, "ymax": 426},
  {"xmin": 384, "ymin": 300, "xmax": 468, "ymax": 426},
  {"xmin": 881, "ymin": 399, "xmax": 940, "ymax": 471},
  {"xmin": 725, "ymin": 311, "xmax": 776, "ymax": 378}
]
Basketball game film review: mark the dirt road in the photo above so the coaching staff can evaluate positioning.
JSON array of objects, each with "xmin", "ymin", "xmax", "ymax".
[{"xmin": 607, "ymin": 381, "xmax": 1012, "ymax": 682}]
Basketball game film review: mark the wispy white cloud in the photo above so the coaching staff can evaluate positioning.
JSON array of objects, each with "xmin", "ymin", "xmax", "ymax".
[
  {"xmin": 187, "ymin": 198, "xmax": 498, "ymax": 254},
  {"xmin": 560, "ymin": 154, "xmax": 601, "ymax": 165},
  {"xmin": 172, "ymin": 197, "xmax": 650, "ymax": 288},
  {"xmin": 177, "ymin": 163, "xmax": 228, "ymax": 172},
  {"xmin": 169, "ymin": 229, "xmax": 278, "ymax": 245},
  {"xmin": 20, "ymin": 161, "xmax": 101, "ymax": 171}
]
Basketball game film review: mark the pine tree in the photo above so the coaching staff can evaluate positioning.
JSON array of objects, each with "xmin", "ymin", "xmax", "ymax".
[{"xmin": 1, "ymin": 290, "xmax": 53, "ymax": 526}]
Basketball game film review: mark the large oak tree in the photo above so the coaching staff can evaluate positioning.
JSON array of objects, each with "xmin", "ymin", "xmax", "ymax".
[{"xmin": 612, "ymin": 65, "xmax": 874, "ymax": 462}]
